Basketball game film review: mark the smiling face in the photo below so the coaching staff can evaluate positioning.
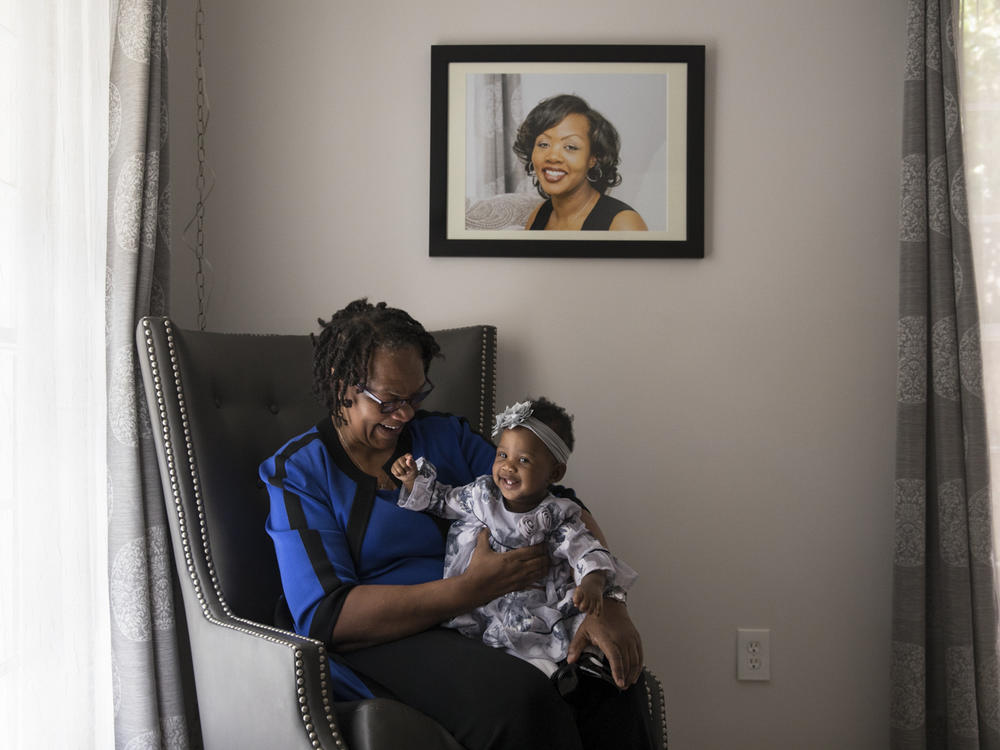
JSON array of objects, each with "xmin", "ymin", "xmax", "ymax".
[
  {"xmin": 530, "ymin": 113, "xmax": 598, "ymax": 199},
  {"xmin": 492, "ymin": 427, "xmax": 566, "ymax": 512},
  {"xmin": 338, "ymin": 345, "xmax": 428, "ymax": 453}
]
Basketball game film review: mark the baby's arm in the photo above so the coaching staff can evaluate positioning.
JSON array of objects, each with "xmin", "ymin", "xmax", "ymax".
[
  {"xmin": 573, "ymin": 570, "xmax": 607, "ymax": 615},
  {"xmin": 549, "ymin": 503, "xmax": 638, "ymax": 613},
  {"xmin": 395, "ymin": 457, "xmax": 479, "ymax": 521},
  {"xmin": 390, "ymin": 453, "xmax": 418, "ymax": 492}
]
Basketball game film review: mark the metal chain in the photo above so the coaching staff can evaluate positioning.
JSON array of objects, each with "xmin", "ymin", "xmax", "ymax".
[{"xmin": 193, "ymin": 0, "xmax": 209, "ymax": 330}]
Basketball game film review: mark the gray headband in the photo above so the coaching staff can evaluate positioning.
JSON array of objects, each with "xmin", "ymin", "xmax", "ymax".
[{"xmin": 491, "ymin": 400, "xmax": 571, "ymax": 465}]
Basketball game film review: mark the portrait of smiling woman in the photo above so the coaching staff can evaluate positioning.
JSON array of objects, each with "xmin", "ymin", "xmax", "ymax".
[{"xmin": 513, "ymin": 94, "xmax": 648, "ymax": 231}]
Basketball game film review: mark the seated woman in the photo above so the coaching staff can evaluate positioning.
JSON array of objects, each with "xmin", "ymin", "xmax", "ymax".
[
  {"xmin": 260, "ymin": 299, "xmax": 655, "ymax": 750},
  {"xmin": 514, "ymin": 94, "xmax": 648, "ymax": 231}
]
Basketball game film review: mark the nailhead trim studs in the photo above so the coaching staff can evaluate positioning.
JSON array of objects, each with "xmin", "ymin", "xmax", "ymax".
[{"xmin": 142, "ymin": 317, "xmax": 346, "ymax": 749}]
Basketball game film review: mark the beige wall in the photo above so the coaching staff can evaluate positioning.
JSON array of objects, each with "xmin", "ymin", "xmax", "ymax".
[{"xmin": 168, "ymin": 1, "xmax": 905, "ymax": 747}]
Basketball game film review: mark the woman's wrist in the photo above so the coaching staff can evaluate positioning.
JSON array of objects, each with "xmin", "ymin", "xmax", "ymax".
[
  {"xmin": 452, "ymin": 569, "xmax": 477, "ymax": 607},
  {"xmin": 603, "ymin": 583, "xmax": 628, "ymax": 605}
]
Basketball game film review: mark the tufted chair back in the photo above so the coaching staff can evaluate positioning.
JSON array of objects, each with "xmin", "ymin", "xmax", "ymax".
[{"xmin": 137, "ymin": 316, "xmax": 495, "ymax": 750}]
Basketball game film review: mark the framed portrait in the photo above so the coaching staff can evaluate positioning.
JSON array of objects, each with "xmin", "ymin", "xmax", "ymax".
[{"xmin": 428, "ymin": 44, "xmax": 705, "ymax": 259}]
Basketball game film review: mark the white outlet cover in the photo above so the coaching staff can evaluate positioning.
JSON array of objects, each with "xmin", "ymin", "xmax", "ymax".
[{"xmin": 737, "ymin": 628, "xmax": 771, "ymax": 681}]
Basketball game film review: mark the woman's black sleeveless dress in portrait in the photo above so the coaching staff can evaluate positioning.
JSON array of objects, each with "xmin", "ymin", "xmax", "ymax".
[{"xmin": 529, "ymin": 194, "xmax": 636, "ymax": 231}]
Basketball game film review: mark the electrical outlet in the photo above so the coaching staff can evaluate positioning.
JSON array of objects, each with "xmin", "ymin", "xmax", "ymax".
[{"xmin": 736, "ymin": 628, "xmax": 770, "ymax": 681}]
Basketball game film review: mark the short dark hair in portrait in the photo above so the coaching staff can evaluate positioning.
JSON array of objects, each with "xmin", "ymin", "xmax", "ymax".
[
  {"xmin": 312, "ymin": 298, "xmax": 441, "ymax": 424},
  {"xmin": 512, "ymin": 94, "xmax": 623, "ymax": 198}
]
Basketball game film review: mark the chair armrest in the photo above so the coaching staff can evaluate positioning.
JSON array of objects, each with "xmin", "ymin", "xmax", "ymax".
[
  {"xmin": 186, "ymin": 615, "xmax": 347, "ymax": 749},
  {"xmin": 643, "ymin": 667, "xmax": 669, "ymax": 749},
  {"xmin": 334, "ymin": 699, "xmax": 465, "ymax": 750}
]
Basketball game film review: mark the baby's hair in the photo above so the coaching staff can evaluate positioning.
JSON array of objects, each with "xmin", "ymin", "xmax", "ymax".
[
  {"xmin": 311, "ymin": 298, "xmax": 441, "ymax": 425},
  {"xmin": 529, "ymin": 396, "xmax": 575, "ymax": 453}
]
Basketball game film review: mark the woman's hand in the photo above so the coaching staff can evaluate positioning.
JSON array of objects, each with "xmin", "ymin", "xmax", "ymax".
[
  {"xmin": 460, "ymin": 528, "xmax": 549, "ymax": 605},
  {"xmin": 567, "ymin": 600, "xmax": 643, "ymax": 689},
  {"xmin": 334, "ymin": 529, "xmax": 546, "ymax": 650}
]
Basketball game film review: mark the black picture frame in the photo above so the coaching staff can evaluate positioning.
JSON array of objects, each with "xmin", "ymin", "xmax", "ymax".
[{"xmin": 429, "ymin": 44, "xmax": 705, "ymax": 258}]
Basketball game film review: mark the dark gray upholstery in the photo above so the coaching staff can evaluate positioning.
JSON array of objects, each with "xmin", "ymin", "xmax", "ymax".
[{"xmin": 136, "ymin": 316, "xmax": 493, "ymax": 750}]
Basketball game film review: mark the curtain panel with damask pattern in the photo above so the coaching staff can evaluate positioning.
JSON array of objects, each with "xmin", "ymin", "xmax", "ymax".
[
  {"xmin": 892, "ymin": 0, "xmax": 1000, "ymax": 747},
  {"xmin": 465, "ymin": 73, "xmax": 527, "ymax": 203},
  {"xmin": 106, "ymin": 1, "xmax": 200, "ymax": 747}
]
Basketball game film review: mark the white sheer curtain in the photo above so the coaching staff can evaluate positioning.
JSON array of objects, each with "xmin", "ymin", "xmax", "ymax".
[
  {"xmin": 0, "ymin": 2, "xmax": 113, "ymax": 747},
  {"xmin": 961, "ymin": 0, "xmax": 1000, "ymax": 580}
]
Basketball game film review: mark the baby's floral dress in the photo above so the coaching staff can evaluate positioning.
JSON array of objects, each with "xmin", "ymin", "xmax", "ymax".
[{"xmin": 398, "ymin": 459, "xmax": 637, "ymax": 674}]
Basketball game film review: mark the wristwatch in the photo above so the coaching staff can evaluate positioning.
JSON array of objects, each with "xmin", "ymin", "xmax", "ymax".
[{"xmin": 603, "ymin": 585, "xmax": 628, "ymax": 605}]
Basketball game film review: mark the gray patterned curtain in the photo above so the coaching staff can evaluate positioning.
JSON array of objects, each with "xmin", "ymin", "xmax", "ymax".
[
  {"xmin": 892, "ymin": 0, "xmax": 1000, "ymax": 747},
  {"xmin": 106, "ymin": 1, "xmax": 198, "ymax": 747},
  {"xmin": 466, "ymin": 73, "xmax": 527, "ymax": 202}
]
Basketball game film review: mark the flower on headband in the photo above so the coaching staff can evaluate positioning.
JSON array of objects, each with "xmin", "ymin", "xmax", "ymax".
[{"xmin": 491, "ymin": 400, "xmax": 533, "ymax": 439}]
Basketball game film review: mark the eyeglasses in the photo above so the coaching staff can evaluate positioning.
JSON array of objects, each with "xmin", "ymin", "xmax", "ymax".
[{"xmin": 355, "ymin": 379, "xmax": 435, "ymax": 414}]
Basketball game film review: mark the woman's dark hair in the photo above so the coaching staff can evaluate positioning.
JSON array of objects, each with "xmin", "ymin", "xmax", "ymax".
[
  {"xmin": 312, "ymin": 298, "xmax": 441, "ymax": 424},
  {"xmin": 529, "ymin": 396, "xmax": 575, "ymax": 453},
  {"xmin": 512, "ymin": 94, "xmax": 623, "ymax": 198}
]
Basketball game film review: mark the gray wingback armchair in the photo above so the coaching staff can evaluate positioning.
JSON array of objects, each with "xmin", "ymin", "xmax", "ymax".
[
  {"xmin": 136, "ymin": 316, "xmax": 495, "ymax": 749},
  {"xmin": 136, "ymin": 315, "xmax": 668, "ymax": 750}
]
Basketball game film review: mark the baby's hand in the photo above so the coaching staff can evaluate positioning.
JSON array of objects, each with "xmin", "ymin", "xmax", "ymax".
[
  {"xmin": 390, "ymin": 453, "xmax": 418, "ymax": 491},
  {"xmin": 573, "ymin": 572, "xmax": 606, "ymax": 616}
]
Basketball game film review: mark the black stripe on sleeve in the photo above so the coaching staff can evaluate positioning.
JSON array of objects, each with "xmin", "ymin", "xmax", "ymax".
[
  {"xmin": 298, "ymin": 527, "xmax": 344, "ymax": 594},
  {"xmin": 268, "ymin": 432, "xmax": 323, "ymax": 529},
  {"xmin": 309, "ymin": 583, "xmax": 356, "ymax": 642},
  {"xmin": 269, "ymin": 430, "xmax": 349, "ymax": 634}
]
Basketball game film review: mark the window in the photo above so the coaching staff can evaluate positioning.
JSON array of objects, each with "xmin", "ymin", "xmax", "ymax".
[
  {"xmin": 0, "ymin": 0, "xmax": 18, "ymax": 703},
  {"xmin": 960, "ymin": 0, "xmax": 1000, "ymax": 574},
  {"xmin": 0, "ymin": 3, "xmax": 113, "ymax": 747}
]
